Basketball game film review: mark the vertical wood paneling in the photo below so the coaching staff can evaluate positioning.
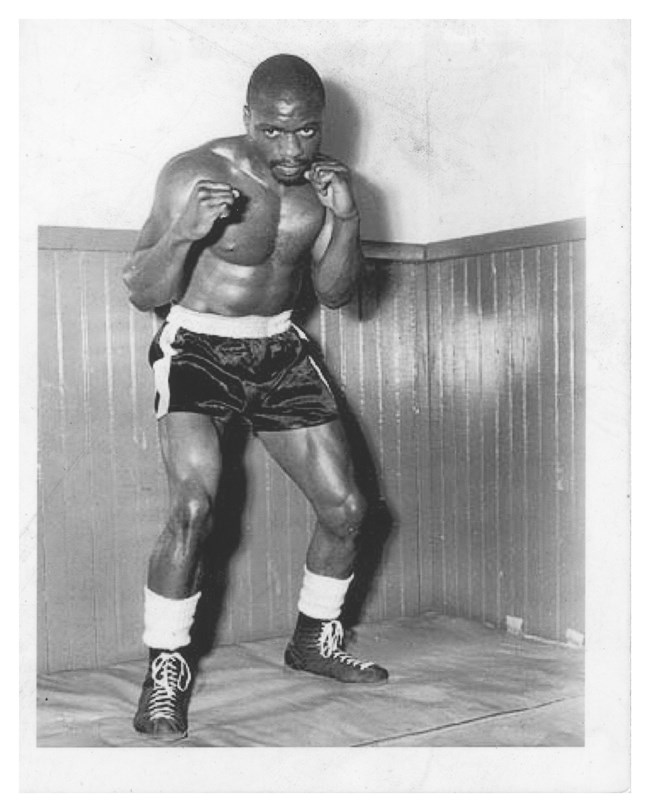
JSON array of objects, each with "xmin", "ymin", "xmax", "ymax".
[
  {"xmin": 524, "ymin": 249, "xmax": 546, "ymax": 632},
  {"xmin": 415, "ymin": 265, "xmax": 435, "ymax": 611},
  {"xmin": 439, "ymin": 260, "xmax": 457, "ymax": 614},
  {"xmin": 38, "ymin": 244, "xmax": 165, "ymax": 670},
  {"xmin": 453, "ymin": 259, "xmax": 471, "ymax": 619},
  {"xmin": 475, "ymin": 255, "xmax": 488, "ymax": 624},
  {"xmin": 109, "ymin": 251, "xmax": 163, "ymax": 655},
  {"xmin": 38, "ymin": 250, "xmax": 68, "ymax": 672},
  {"xmin": 418, "ymin": 236, "xmax": 584, "ymax": 640},
  {"xmin": 536, "ymin": 244, "xmax": 560, "ymax": 639},
  {"xmin": 240, "ymin": 439, "xmax": 267, "ymax": 640},
  {"xmin": 57, "ymin": 251, "xmax": 98, "ymax": 669},
  {"xmin": 104, "ymin": 251, "xmax": 139, "ymax": 653},
  {"xmin": 429, "ymin": 266, "xmax": 446, "ymax": 613},
  {"xmin": 378, "ymin": 263, "xmax": 404, "ymax": 620},
  {"xmin": 480, "ymin": 255, "xmax": 500, "ymax": 627},
  {"xmin": 570, "ymin": 239, "xmax": 586, "ymax": 636},
  {"xmin": 465, "ymin": 255, "xmax": 485, "ymax": 622},
  {"xmin": 509, "ymin": 250, "xmax": 528, "ymax": 625},
  {"xmin": 396, "ymin": 264, "xmax": 421, "ymax": 617},
  {"xmin": 80, "ymin": 250, "xmax": 117, "ymax": 666},
  {"xmin": 556, "ymin": 241, "xmax": 582, "ymax": 638},
  {"xmin": 38, "ymin": 222, "xmax": 585, "ymax": 672},
  {"xmin": 495, "ymin": 251, "xmax": 514, "ymax": 624}
]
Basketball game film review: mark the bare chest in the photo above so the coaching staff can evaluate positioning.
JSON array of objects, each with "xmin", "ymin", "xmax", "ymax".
[{"xmin": 208, "ymin": 181, "xmax": 324, "ymax": 268}]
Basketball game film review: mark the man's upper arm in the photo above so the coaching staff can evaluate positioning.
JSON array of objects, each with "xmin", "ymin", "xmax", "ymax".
[{"xmin": 133, "ymin": 156, "xmax": 196, "ymax": 253}]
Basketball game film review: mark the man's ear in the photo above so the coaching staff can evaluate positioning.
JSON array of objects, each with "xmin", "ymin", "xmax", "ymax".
[{"xmin": 243, "ymin": 105, "xmax": 251, "ymax": 130}]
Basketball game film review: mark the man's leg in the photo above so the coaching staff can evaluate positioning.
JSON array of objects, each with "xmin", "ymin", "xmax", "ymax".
[
  {"xmin": 134, "ymin": 412, "xmax": 222, "ymax": 739},
  {"xmin": 258, "ymin": 420, "xmax": 388, "ymax": 683}
]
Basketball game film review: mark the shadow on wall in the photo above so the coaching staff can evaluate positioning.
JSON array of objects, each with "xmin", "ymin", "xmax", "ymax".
[
  {"xmin": 190, "ymin": 351, "xmax": 395, "ymax": 658},
  {"xmin": 323, "ymin": 79, "xmax": 391, "ymax": 243},
  {"xmin": 290, "ymin": 81, "xmax": 394, "ymax": 324},
  {"xmin": 190, "ymin": 326, "xmax": 395, "ymax": 658},
  {"xmin": 307, "ymin": 341, "xmax": 395, "ymax": 632}
]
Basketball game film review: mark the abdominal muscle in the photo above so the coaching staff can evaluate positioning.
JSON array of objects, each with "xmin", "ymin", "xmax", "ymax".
[{"xmin": 178, "ymin": 252, "xmax": 306, "ymax": 317}]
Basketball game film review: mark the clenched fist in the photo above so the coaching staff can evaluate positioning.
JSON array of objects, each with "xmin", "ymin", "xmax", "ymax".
[
  {"xmin": 173, "ymin": 180, "xmax": 240, "ymax": 242},
  {"xmin": 305, "ymin": 155, "xmax": 358, "ymax": 221}
]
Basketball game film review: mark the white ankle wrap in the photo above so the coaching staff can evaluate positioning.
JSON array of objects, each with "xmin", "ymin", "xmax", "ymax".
[
  {"xmin": 297, "ymin": 567, "xmax": 353, "ymax": 620},
  {"xmin": 142, "ymin": 587, "xmax": 201, "ymax": 650}
]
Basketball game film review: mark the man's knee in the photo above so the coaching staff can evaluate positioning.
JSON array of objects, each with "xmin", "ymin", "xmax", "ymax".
[
  {"xmin": 170, "ymin": 481, "xmax": 214, "ymax": 535},
  {"xmin": 319, "ymin": 488, "xmax": 367, "ymax": 540}
]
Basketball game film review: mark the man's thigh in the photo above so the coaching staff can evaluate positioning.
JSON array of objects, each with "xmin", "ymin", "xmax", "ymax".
[
  {"xmin": 158, "ymin": 412, "xmax": 223, "ymax": 495},
  {"xmin": 257, "ymin": 420, "xmax": 356, "ymax": 508}
]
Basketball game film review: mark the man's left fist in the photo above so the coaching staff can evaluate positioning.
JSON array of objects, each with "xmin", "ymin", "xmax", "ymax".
[{"xmin": 305, "ymin": 155, "xmax": 359, "ymax": 220}]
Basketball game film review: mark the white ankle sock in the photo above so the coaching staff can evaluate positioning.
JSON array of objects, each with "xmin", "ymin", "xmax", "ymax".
[
  {"xmin": 142, "ymin": 587, "xmax": 201, "ymax": 650},
  {"xmin": 297, "ymin": 567, "xmax": 353, "ymax": 620}
]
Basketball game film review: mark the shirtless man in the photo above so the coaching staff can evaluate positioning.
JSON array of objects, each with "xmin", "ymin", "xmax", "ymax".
[{"xmin": 123, "ymin": 54, "xmax": 387, "ymax": 741}]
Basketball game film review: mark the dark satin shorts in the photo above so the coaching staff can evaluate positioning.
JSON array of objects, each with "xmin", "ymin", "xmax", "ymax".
[{"xmin": 148, "ymin": 311, "xmax": 339, "ymax": 432}]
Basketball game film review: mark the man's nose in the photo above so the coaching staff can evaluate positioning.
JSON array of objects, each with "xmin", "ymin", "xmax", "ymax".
[{"xmin": 281, "ymin": 133, "xmax": 303, "ymax": 160}]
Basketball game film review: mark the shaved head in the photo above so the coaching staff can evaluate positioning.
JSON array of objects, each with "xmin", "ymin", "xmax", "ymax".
[{"xmin": 246, "ymin": 54, "xmax": 325, "ymax": 109}]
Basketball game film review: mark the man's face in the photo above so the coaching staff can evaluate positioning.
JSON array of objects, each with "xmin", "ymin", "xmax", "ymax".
[{"xmin": 244, "ymin": 92, "xmax": 323, "ymax": 185}]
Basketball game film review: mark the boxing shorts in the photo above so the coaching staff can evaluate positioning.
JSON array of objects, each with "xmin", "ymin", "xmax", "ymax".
[{"xmin": 148, "ymin": 305, "xmax": 339, "ymax": 432}]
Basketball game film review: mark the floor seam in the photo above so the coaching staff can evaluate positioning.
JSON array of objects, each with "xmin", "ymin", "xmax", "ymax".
[{"xmin": 351, "ymin": 695, "xmax": 583, "ymax": 747}]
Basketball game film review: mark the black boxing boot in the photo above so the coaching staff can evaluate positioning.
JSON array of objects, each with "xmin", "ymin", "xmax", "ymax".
[
  {"xmin": 133, "ymin": 646, "xmax": 194, "ymax": 740},
  {"xmin": 284, "ymin": 613, "xmax": 388, "ymax": 684}
]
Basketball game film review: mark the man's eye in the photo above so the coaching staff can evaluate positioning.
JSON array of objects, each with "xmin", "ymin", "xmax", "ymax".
[
  {"xmin": 299, "ymin": 128, "xmax": 317, "ymax": 137},
  {"xmin": 263, "ymin": 128, "xmax": 280, "ymax": 138}
]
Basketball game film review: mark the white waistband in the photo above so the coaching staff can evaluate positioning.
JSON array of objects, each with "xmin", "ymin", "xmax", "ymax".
[{"xmin": 167, "ymin": 305, "xmax": 293, "ymax": 338}]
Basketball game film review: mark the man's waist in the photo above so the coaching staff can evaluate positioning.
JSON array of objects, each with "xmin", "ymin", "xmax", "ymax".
[{"xmin": 166, "ymin": 305, "xmax": 293, "ymax": 338}]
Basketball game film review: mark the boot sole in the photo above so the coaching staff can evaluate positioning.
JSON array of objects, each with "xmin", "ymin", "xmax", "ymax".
[
  {"xmin": 284, "ymin": 662, "xmax": 389, "ymax": 685},
  {"xmin": 133, "ymin": 726, "xmax": 188, "ymax": 743},
  {"xmin": 133, "ymin": 716, "xmax": 189, "ymax": 742}
]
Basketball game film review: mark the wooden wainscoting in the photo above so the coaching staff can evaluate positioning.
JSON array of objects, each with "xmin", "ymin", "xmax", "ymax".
[{"xmin": 37, "ymin": 219, "xmax": 584, "ymax": 672}]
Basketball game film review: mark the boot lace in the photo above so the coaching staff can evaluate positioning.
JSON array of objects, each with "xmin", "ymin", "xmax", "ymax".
[
  {"xmin": 317, "ymin": 620, "xmax": 374, "ymax": 670},
  {"xmin": 148, "ymin": 651, "xmax": 191, "ymax": 721}
]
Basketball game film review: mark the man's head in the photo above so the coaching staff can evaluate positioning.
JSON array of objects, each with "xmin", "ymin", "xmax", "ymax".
[{"xmin": 244, "ymin": 54, "xmax": 325, "ymax": 185}]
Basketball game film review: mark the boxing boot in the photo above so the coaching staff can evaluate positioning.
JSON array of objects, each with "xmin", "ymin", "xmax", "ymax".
[{"xmin": 285, "ymin": 612, "xmax": 388, "ymax": 684}]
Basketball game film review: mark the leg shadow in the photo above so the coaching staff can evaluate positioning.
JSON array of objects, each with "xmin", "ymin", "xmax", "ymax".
[
  {"xmin": 339, "ymin": 402, "xmax": 395, "ymax": 632},
  {"xmin": 303, "ymin": 339, "xmax": 395, "ymax": 631}
]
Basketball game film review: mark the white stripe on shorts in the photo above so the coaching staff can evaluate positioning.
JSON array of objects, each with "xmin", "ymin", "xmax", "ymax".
[
  {"xmin": 153, "ymin": 321, "xmax": 180, "ymax": 419},
  {"xmin": 291, "ymin": 323, "xmax": 335, "ymax": 396},
  {"xmin": 308, "ymin": 355, "xmax": 335, "ymax": 396}
]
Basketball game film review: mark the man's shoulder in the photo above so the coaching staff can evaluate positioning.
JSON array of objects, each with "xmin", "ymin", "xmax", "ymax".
[
  {"xmin": 160, "ymin": 137, "xmax": 244, "ymax": 187},
  {"xmin": 202, "ymin": 135, "xmax": 248, "ymax": 165}
]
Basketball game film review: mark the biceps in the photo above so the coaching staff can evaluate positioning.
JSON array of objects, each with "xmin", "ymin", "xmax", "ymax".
[
  {"xmin": 134, "ymin": 189, "xmax": 182, "ymax": 253},
  {"xmin": 135, "ymin": 167, "xmax": 192, "ymax": 252}
]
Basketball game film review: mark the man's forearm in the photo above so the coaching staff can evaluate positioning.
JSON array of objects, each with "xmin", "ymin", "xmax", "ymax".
[
  {"xmin": 312, "ymin": 216, "xmax": 365, "ymax": 309},
  {"xmin": 123, "ymin": 230, "xmax": 193, "ymax": 311}
]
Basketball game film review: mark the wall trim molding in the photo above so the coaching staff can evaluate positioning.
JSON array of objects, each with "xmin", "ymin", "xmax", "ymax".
[
  {"xmin": 38, "ymin": 217, "xmax": 586, "ymax": 259},
  {"xmin": 362, "ymin": 241, "xmax": 426, "ymax": 261},
  {"xmin": 424, "ymin": 218, "xmax": 586, "ymax": 262},
  {"xmin": 38, "ymin": 226, "xmax": 138, "ymax": 253}
]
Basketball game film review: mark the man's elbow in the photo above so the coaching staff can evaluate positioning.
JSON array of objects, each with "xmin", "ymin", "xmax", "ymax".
[
  {"xmin": 126, "ymin": 285, "xmax": 163, "ymax": 312},
  {"xmin": 128, "ymin": 293, "xmax": 154, "ymax": 312},
  {"xmin": 316, "ymin": 290, "xmax": 354, "ymax": 310},
  {"xmin": 123, "ymin": 275, "xmax": 155, "ymax": 312}
]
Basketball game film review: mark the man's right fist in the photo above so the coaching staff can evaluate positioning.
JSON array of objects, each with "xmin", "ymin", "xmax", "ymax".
[{"xmin": 174, "ymin": 180, "xmax": 240, "ymax": 241}]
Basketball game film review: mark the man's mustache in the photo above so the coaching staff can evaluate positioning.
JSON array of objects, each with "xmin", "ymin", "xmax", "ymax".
[{"xmin": 270, "ymin": 159, "xmax": 312, "ymax": 170}]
